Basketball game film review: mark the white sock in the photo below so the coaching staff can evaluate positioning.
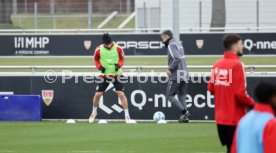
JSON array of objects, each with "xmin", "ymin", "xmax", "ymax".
[
  {"xmin": 92, "ymin": 107, "xmax": 98, "ymax": 115},
  {"xmin": 124, "ymin": 109, "xmax": 130, "ymax": 119}
]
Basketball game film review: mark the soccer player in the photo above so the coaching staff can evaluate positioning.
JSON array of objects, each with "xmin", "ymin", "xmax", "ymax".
[
  {"xmin": 89, "ymin": 33, "xmax": 134, "ymax": 124},
  {"xmin": 208, "ymin": 34, "xmax": 255, "ymax": 153},
  {"xmin": 231, "ymin": 82, "xmax": 276, "ymax": 153},
  {"xmin": 160, "ymin": 30, "xmax": 190, "ymax": 123}
]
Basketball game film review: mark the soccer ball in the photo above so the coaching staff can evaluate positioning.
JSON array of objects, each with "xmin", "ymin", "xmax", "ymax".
[{"xmin": 153, "ymin": 111, "xmax": 165, "ymax": 122}]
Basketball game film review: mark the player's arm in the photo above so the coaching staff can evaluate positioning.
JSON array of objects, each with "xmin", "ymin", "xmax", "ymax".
[
  {"xmin": 232, "ymin": 62, "xmax": 254, "ymax": 107},
  {"xmin": 117, "ymin": 46, "xmax": 125, "ymax": 68},
  {"xmin": 263, "ymin": 119, "xmax": 276, "ymax": 153},
  {"xmin": 168, "ymin": 44, "xmax": 181, "ymax": 72},
  {"xmin": 94, "ymin": 46, "xmax": 102, "ymax": 70},
  {"xmin": 208, "ymin": 66, "xmax": 215, "ymax": 94}
]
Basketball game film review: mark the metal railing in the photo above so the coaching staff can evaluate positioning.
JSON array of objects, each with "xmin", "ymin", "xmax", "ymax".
[
  {"xmin": 1, "ymin": 0, "xmax": 276, "ymax": 32},
  {"xmin": 1, "ymin": 0, "xmax": 135, "ymax": 30},
  {"xmin": 0, "ymin": 65, "xmax": 275, "ymax": 73},
  {"xmin": 1, "ymin": 27, "xmax": 276, "ymax": 34}
]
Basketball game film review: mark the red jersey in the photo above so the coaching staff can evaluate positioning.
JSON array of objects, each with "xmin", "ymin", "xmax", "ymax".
[
  {"xmin": 94, "ymin": 42, "xmax": 125, "ymax": 77},
  {"xmin": 208, "ymin": 52, "xmax": 255, "ymax": 126},
  {"xmin": 263, "ymin": 119, "xmax": 276, "ymax": 153}
]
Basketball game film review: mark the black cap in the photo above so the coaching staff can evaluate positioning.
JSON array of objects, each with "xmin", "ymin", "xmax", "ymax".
[{"xmin": 102, "ymin": 33, "xmax": 112, "ymax": 45}]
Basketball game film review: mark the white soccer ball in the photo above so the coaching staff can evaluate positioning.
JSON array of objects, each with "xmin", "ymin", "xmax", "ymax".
[{"xmin": 153, "ymin": 111, "xmax": 165, "ymax": 122}]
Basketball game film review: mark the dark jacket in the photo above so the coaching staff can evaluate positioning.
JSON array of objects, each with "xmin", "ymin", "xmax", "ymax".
[{"xmin": 167, "ymin": 39, "xmax": 189, "ymax": 81}]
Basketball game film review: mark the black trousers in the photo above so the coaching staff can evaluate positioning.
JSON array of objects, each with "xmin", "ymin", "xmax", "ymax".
[
  {"xmin": 166, "ymin": 80, "xmax": 188, "ymax": 111},
  {"xmin": 217, "ymin": 124, "xmax": 236, "ymax": 153}
]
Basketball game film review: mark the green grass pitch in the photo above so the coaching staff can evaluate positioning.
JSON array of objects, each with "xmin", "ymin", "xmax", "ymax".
[
  {"xmin": 0, "ymin": 122, "xmax": 224, "ymax": 153},
  {"xmin": 0, "ymin": 56, "xmax": 275, "ymax": 65}
]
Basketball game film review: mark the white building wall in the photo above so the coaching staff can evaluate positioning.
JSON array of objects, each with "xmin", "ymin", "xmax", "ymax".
[{"xmin": 135, "ymin": 0, "xmax": 276, "ymax": 32}]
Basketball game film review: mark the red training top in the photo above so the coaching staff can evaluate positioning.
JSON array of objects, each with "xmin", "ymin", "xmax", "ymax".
[{"xmin": 208, "ymin": 52, "xmax": 255, "ymax": 126}]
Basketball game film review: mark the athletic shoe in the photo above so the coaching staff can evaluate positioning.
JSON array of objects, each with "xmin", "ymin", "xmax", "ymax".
[
  {"xmin": 178, "ymin": 118, "xmax": 189, "ymax": 123},
  {"xmin": 178, "ymin": 111, "xmax": 191, "ymax": 123},
  {"xmin": 88, "ymin": 114, "xmax": 97, "ymax": 123}
]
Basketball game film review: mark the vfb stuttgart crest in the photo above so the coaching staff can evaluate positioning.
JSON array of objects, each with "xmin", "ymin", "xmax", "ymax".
[
  {"xmin": 196, "ymin": 39, "xmax": 204, "ymax": 49},
  {"xmin": 42, "ymin": 90, "xmax": 54, "ymax": 106},
  {"xmin": 84, "ymin": 40, "xmax": 92, "ymax": 50}
]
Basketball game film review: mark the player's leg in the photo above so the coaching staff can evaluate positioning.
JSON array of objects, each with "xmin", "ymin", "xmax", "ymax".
[
  {"xmin": 217, "ymin": 124, "xmax": 228, "ymax": 152},
  {"xmin": 166, "ymin": 80, "xmax": 188, "ymax": 123},
  {"xmin": 113, "ymin": 77, "xmax": 132, "ymax": 122},
  {"xmin": 116, "ymin": 91, "xmax": 130, "ymax": 119},
  {"xmin": 217, "ymin": 124, "xmax": 236, "ymax": 153},
  {"xmin": 166, "ymin": 80, "xmax": 183, "ymax": 110},
  {"xmin": 89, "ymin": 92, "xmax": 103, "ymax": 123},
  {"xmin": 176, "ymin": 81, "xmax": 190, "ymax": 122},
  {"xmin": 225, "ymin": 126, "xmax": 236, "ymax": 153},
  {"xmin": 89, "ymin": 78, "xmax": 109, "ymax": 123}
]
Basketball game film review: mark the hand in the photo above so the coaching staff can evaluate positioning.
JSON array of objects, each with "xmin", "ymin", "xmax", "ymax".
[
  {"xmin": 166, "ymin": 69, "xmax": 172, "ymax": 77},
  {"xmin": 115, "ymin": 64, "xmax": 119, "ymax": 72},
  {"xmin": 100, "ymin": 67, "xmax": 106, "ymax": 73}
]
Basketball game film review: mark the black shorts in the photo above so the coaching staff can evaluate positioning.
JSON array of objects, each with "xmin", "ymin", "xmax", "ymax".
[
  {"xmin": 96, "ymin": 77, "xmax": 124, "ymax": 92},
  {"xmin": 217, "ymin": 124, "xmax": 236, "ymax": 147}
]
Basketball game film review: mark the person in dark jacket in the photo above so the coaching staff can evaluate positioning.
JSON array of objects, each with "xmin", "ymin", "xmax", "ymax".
[{"xmin": 161, "ymin": 30, "xmax": 190, "ymax": 123}]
